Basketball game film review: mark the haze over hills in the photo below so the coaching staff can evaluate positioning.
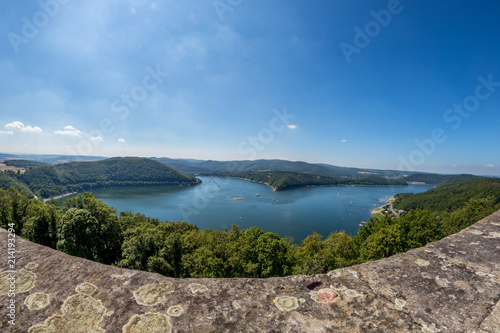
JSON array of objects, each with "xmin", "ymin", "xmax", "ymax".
[{"xmin": 0, "ymin": 153, "xmax": 106, "ymax": 165}]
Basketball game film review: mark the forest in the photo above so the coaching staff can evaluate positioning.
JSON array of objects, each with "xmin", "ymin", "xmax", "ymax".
[
  {"xmin": 402, "ymin": 173, "xmax": 483, "ymax": 185},
  {"xmin": 1, "ymin": 177, "xmax": 499, "ymax": 278},
  {"xmin": 0, "ymin": 157, "xmax": 201, "ymax": 198},
  {"xmin": 199, "ymin": 170, "xmax": 408, "ymax": 190}
]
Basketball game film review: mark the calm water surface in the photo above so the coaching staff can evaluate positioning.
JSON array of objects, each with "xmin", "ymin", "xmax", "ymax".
[{"xmin": 90, "ymin": 177, "xmax": 434, "ymax": 243}]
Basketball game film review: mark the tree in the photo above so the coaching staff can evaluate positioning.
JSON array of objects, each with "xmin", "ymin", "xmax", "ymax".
[
  {"xmin": 22, "ymin": 201, "xmax": 60, "ymax": 248},
  {"xmin": 322, "ymin": 231, "xmax": 358, "ymax": 270},
  {"xmin": 255, "ymin": 232, "xmax": 293, "ymax": 277},
  {"xmin": 57, "ymin": 208, "xmax": 100, "ymax": 260},
  {"xmin": 64, "ymin": 193, "xmax": 122, "ymax": 264},
  {"xmin": 292, "ymin": 232, "xmax": 325, "ymax": 275},
  {"xmin": 398, "ymin": 210, "xmax": 442, "ymax": 250},
  {"xmin": 440, "ymin": 197, "xmax": 497, "ymax": 236},
  {"xmin": 359, "ymin": 224, "xmax": 403, "ymax": 261}
]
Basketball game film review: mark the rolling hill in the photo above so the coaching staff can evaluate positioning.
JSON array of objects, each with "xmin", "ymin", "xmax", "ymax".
[
  {"xmin": 402, "ymin": 173, "xmax": 484, "ymax": 186},
  {"xmin": 201, "ymin": 170, "xmax": 408, "ymax": 190},
  {"xmin": 0, "ymin": 172, "xmax": 35, "ymax": 197},
  {"xmin": 152, "ymin": 158, "xmax": 413, "ymax": 178},
  {"xmin": 393, "ymin": 178, "xmax": 500, "ymax": 212},
  {"xmin": 12, "ymin": 157, "xmax": 201, "ymax": 198}
]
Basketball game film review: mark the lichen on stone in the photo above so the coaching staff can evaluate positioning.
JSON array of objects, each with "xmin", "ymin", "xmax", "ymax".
[
  {"xmin": 123, "ymin": 312, "xmax": 172, "ymax": 333},
  {"xmin": 489, "ymin": 232, "xmax": 500, "ymax": 238},
  {"xmin": 415, "ymin": 259, "xmax": 430, "ymax": 267},
  {"xmin": 24, "ymin": 292, "xmax": 50, "ymax": 310},
  {"xmin": 76, "ymin": 282, "xmax": 98, "ymax": 296},
  {"xmin": 330, "ymin": 284, "xmax": 347, "ymax": 291},
  {"xmin": 310, "ymin": 288, "xmax": 339, "ymax": 305},
  {"xmin": 395, "ymin": 298, "xmax": 406, "ymax": 310},
  {"xmin": 167, "ymin": 305, "xmax": 184, "ymax": 317},
  {"xmin": 468, "ymin": 229, "xmax": 483, "ymax": 235},
  {"xmin": 188, "ymin": 283, "xmax": 208, "ymax": 294},
  {"xmin": 133, "ymin": 280, "xmax": 174, "ymax": 306},
  {"xmin": 435, "ymin": 276, "xmax": 449, "ymax": 288},
  {"xmin": 327, "ymin": 270, "xmax": 341, "ymax": 278},
  {"xmin": 342, "ymin": 289, "xmax": 363, "ymax": 298},
  {"xmin": 28, "ymin": 290, "xmax": 107, "ymax": 332},
  {"xmin": 25, "ymin": 262, "xmax": 39, "ymax": 270},
  {"xmin": 0, "ymin": 269, "xmax": 37, "ymax": 295},
  {"xmin": 419, "ymin": 321, "xmax": 442, "ymax": 333},
  {"xmin": 274, "ymin": 296, "xmax": 299, "ymax": 312},
  {"xmin": 453, "ymin": 280, "xmax": 470, "ymax": 291},
  {"xmin": 111, "ymin": 271, "xmax": 136, "ymax": 280},
  {"xmin": 346, "ymin": 269, "xmax": 359, "ymax": 278}
]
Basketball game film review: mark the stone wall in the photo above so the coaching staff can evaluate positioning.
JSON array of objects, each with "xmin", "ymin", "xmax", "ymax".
[{"xmin": 0, "ymin": 210, "xmax": 499, "ymax": 332}]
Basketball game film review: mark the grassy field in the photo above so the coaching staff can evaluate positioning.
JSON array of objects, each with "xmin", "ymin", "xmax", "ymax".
[{"xmin": 0, "ymin": 161, "xmax": 26, "ymax": 174}]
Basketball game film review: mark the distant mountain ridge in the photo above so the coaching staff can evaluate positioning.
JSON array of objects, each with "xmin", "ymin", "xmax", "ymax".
[
  {"xmin": 0, "ymin": 153, "xmax": 106, "ymax": 165},
  {"xmin": 151, "ymin": 158, "xmax": 413, "ymax": 178},
  {"xmin": 1, "ymin": 153, "xmax": 490, "ymax": 187}
]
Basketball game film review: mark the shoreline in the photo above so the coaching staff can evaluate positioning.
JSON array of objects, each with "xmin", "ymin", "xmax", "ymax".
[
  {"xmin": 371, "ymin": 196, "xmax": 395, "ymax": 217},
  {"xmin": 43, "ymin": 192, "xmax": 79, "ymax": 203},
  {"xmin": 200, "ymin": 175, "xmax": 408, "ymax": 192},
  {"xmin": 40, "ymin": 181, "xmax": 202, "ymax": 203},
  {"xmin": 202, "ymin": 176, "xmax": 278, "ymax": 191}
]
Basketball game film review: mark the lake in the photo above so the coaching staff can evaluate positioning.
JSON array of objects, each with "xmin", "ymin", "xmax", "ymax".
[{"xmin": 90, "ymin": 177, "xmax": 434, "ymax": 243}]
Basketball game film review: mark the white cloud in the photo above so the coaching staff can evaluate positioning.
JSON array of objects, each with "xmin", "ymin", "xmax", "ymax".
[
  {"xmin": 341, "ymin": 139, "xmax": 347, "ymax": 143},
  {"xmin": 54, "ymin": 125, "xmax": 82, "ymax": 137},
  {"xmin": 90, "ymin": 136, "xmax": 104, "ymax": 142},
  {"xmin": 0, "ymin": 130, "xmax": 14, "ymax": 135},
  {"xmin": 5, "ymin": 121, "xmax": 42, "ymax": 134},
  {"xmin": 118, "ymin": 138, "xmax": 126, "ymax": 143},
  {"xmin": 286, "ymin": 124, "xmax": 297, "ymax": 130},
  {"xmin": 485, "ymin": 164, "xmax": 495, "ymax": 168}
]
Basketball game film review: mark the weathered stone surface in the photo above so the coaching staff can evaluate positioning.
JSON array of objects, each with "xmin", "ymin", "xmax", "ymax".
[{"xmin": 0, "ymin": 210, "xmax": 499, "ymax": 332}]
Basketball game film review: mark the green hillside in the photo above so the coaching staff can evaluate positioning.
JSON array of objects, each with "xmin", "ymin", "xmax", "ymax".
[
  {"xmin": 403, "ymin": 173, "xmax": 483, "ymax": 186},
  {"xmin": 4, "ymin": 159, "xmax": 50, "ymax": 170},
  {"xmin": 202, "ymin": 170, "xmax": 407, "ymax": 190},
  {"xmin": 393, "ymin": 178, "xmax": 500, "ymax": 212},
  {"xmin": 154, "ymin": 158, "xmax": 414, "ymax": 178},
  {"xmin": 0, "ymin": 172, "xmax": 35, "ymax": 197},
  {"xmin": 18, "ymin": 157, "xmax": 201, "ymax": 198}
]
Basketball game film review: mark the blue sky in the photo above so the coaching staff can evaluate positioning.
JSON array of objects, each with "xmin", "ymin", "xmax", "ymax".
[{"xmin": 0, "ymin": 0, "xmax": 499, "ymax": 175}]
